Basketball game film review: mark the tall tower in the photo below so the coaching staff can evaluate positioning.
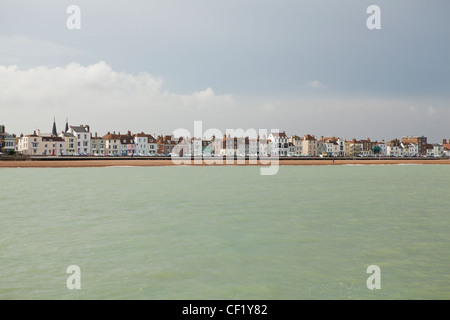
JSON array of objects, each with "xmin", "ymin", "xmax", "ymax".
[
  {"xmin": 65, "ymin": 117, "xmax": 69, "ymax": 133},
  {"xmin": 52, "ymin": 117, "xmax": 57, "ymax": 136}
]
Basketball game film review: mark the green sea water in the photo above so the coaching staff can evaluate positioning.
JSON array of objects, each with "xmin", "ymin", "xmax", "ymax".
[{"xmin": 0, "ymin": 165, "xmax": 449, "ymax": 299}]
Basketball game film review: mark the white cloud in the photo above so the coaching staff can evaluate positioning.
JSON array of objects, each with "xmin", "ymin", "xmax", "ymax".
[
  {"xmin": 0, "ymin": 61, "xmax": 235, "ymax": 135},
  {"xmin": 304, "ymin": 80, "xmax": 326, "ymax": 89},
  {"xmin": 0, "ymin": 61, "xmax": 448, "ymax": 142}
]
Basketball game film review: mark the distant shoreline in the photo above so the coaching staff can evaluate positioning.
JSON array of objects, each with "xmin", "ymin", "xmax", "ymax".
[{"xmin": 1, "ymin": 158, "xmax": 450, "ymax": 168}]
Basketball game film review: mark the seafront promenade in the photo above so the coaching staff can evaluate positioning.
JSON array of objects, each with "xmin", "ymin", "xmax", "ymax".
[{"xmin": 1, "ymin": 156, "xmax": 450, "ymax": 167}]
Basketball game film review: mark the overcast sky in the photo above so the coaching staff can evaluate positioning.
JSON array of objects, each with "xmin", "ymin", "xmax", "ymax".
[{"xmin": 1, "ymin": 0, "xmax": 449, "ymax": 141}]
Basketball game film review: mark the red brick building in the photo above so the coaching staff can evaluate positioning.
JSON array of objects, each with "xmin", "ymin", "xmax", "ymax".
[
  {"xmin": 157, "ymin": 135, "xmax": 181, "ymax": 155},
  {"xmin": 401, "ymin": 136, "xmax": 427, "ymax": 155}
]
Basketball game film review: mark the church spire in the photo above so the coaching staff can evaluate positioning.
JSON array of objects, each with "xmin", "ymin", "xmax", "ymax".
[
  {"xmin": 52, "ymin": 117, "xmax": 57, "ymax": 136},
  {"xmin": 65, "ymin": 117, "xmax": 69, "ymax": 133}
]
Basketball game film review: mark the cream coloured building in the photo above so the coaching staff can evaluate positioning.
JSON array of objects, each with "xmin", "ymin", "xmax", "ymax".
[
  {"xmin": 16, "ymin": 133, "xmax": 42, "ymax": 155},
  {"xmin": 302, "ymin": 134, "xmax": 318, "ymax": 156},
  {"xmin": 17, "ymin": 133, "xmax": 66, "ymax": 156},
  {"xmin": 102, "ymin": 132, "xmax": 121, "ymax": 155},
  {"xmin": 91, "ymin": 133, "xmax": 105, "ymax": 155},
  {"xmin": 59, "ymin": 132, "xmax": 77, "ymax": 155}
]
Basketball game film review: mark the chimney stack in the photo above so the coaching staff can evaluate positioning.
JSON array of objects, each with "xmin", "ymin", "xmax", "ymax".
[{"xmin": 444, "ymin": 139, "xmax": 447, "ymax": 144}]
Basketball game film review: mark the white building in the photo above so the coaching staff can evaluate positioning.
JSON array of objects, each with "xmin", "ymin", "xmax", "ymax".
[
  {"xmin": 256, "ymin": 136, "xmax": 268, "ymax": 157},
  {"xmin": 16, "ymin": 133, "xmax": 66, "ymax": 156},
  {"xmin": 431, "ymin": 143, "xmax": 444, "ymax": 157},
  {"xmin": 68, "ymin": 125, "xmax": 91, "ymax": 155},
  {"xmin": 318, "ymin": 137, "xmax": 341, "ymax": 157},
  {"xmin": 212, "ymin": 137, "xmax": 226, "ymax": 156},
  {"xmin": 212, "ymin": 135, "xmax": 243, "ymax": 157},
  {"xmin": 268, "ymin": 131, "xmax": 289, "ymax": 157},
  {"xmin": 401, "ymin": 142, "xmax": 418, "ymax": 157},
  {"xmin": 248, "ymin": 137, "xmax": 260, "ymax": 157},
  {"xmin": 41, "ymin": 136, "xmax": 67, "ymax": 156},
  {"xmin": 190, "ymin": 137, "xmax": 202, "ymax": 157},
  {"xmin": 227, "ymin": 136, "xmax": 245, "ymax": 156},
  {"xmin": 134, "ymin": 132, "xmax": 158, "ymax": 156},
  {"xmin": 287, "ymin": 142, "xmax": 296, "ymax": 156},
  {"xmin": 337, "ymin": 138, "xmax": 345, "ymax": 156},
  {"xmin": 4, "ymin": 133, "xmax": 16, "ymax": 152},
  {"xmin": 323, "ymin": 141, "xmax": 340, "ymax": 156},
  {"xmin": 387, "ymin": 139, "xmax": 404, "ymax": 157},
  {"xmin": 212, "ymin": 135, "xmax": 269, "ymax": 157},
  {"xmin": 60, "ymin": 132, "xmax": 77, "ymax": 155},
  {"xmin": 288, "ymin": 136, "xmax": 302, "ymax": 156},
  {"xmin": 443, "ymin": 146, "xmax": 450, "ymax": 157},
  {"xmin": 16, "ymin": 133, "xmax": 41, "ymax": 155},
  {"xmin": 442, "ymin": 140, "xmax": 450, "ymax": 157},
  {"xmin": 375, "ymin": 141, "xmax": 387, "ymax": 156}
]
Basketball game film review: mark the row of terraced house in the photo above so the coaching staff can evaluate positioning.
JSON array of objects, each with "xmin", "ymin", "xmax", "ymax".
[{"xmin": 2, "ymin": 120, "xmax": 450, "ymax": 157}]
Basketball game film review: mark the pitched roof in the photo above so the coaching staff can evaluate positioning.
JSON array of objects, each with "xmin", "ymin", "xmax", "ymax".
[
  {"xmin": 60, "ymin": 132, "xmax": 75, "ymax": 138},
  {"xmin": 387, "ymin": 139, "xmax": 401, "ymax": 147},
  {"xmin": 71, "ymin": 126, "xmax": 89, "ymax": 133},
  {"xmin": 102, "ymin": 132, "xmax": 121, "ymax": 140},
  {"xmin": 135, "ymin": 132, "xmax": 147, "ymax": 137},
  {"xmin": 321, "ymin": 136, "xmax": 338, "ymax": 143},
  {"xmin": 135, "ymin": 132, "xmax": 156, "ymax": 142},
  {"xmin": 270, "ymin": 131, "xmax": 287, "ymax": 138},
  {"xmin": 157, "ymin": 135, "xmax": 179, "ymax": 145},
  {"xmin": 303, "ymin": 134, "xmax": 316, "ymax": 141},
  {"xmin": 119, "ymin": 135, "xmax": 135, "ymax": 144}
]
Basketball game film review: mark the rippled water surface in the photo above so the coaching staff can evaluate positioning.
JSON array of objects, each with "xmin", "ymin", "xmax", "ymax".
[{"xmin": 1, "ymin": 165, "xmax": 449, "ymax": 299}]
